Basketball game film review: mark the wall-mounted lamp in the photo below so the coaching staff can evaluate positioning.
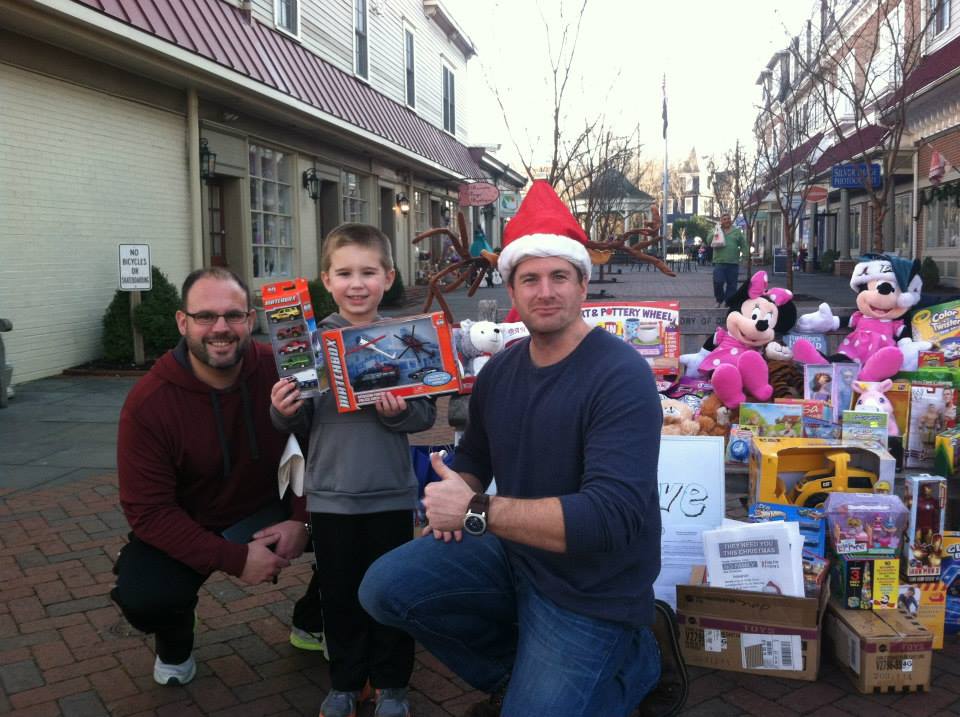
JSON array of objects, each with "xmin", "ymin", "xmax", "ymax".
[
  {"xmin": 302, "ymin": 168, "xmax": 321, "ymax": 201},
  {"xmin": 395, "ymin": 193, "xmax": 410, "ymax": 215},
  {"xmin": 481, "ymin": 203, "xmax": 495, "ymax": 219},
  {"xmin": 441, "ymin": 205, "xmax": 451, "ymax": 221},
  {"xmin": 199, "ymin": 138, "xmax": 217, "ymax": 182}
]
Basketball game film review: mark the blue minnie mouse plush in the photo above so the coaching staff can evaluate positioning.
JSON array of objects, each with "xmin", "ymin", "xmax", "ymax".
[{"xmin": 792, "ymin": 253, "xmax": 930, "ymax": 380}]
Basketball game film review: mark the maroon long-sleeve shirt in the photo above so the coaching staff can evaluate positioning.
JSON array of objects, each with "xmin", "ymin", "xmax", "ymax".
[{"xmin": 118, "ymin": 340, "xmax": 303, "ymax": 577}]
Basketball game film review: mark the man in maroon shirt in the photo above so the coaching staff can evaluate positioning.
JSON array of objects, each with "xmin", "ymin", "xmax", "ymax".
[{"xmin": 111, "ymin": 268, "xmax": 311, "ymax": 685}]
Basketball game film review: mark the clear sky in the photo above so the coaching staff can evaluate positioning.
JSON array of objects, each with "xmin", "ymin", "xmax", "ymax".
[{"xmin": 445, "ymin": 0, "xmax": 815, "ymax": 172}]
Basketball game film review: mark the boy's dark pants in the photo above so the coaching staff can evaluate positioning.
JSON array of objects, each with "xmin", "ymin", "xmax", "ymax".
[
  {"xmin": 311, "ymin": 510, "xmax": 414, "ymax": 691},
  {"xmin": 112, "ymin": 533, "xmax": 325, "ymax": 664}
]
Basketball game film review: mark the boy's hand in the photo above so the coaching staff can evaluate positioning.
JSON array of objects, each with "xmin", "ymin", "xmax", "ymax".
[
  {"xmin": 271, "ymin": 377, "xmax": 303, "ymax": 417},
  {"xmin": 253, "ymin": 519, "xmax": 309, "ymax": 560},
  {"xmin": 375, "ymin": 391, "xmax": 407, "ymax": 418},
  {"xmin": 239, "ymin": 535, "xmax": 290, "ymax": 584}
]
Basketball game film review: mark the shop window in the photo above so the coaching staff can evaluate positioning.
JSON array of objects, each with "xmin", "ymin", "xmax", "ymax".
[
  {"xmin": 850, "ymin": 209, "xmax": 861, "ymax": 253},
  {"xmin": 925, "ymin": 191, "xmax": 960, "ymax": 249},
  {"xmin": 249, "ymin": 144, "xmax": 294, "ymax": 279},
  {"xmin": 894, "ymin": 193, "xmax": 911, "ymax": 256},
  {"xmin": 343, "ymin": 171, "xmax": 369, "ymax": 223}
]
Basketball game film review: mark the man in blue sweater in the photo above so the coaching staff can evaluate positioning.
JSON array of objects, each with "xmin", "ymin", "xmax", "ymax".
[{"xmin": 360, "ymin": 180, "xmax": 663, "ymax": 717}]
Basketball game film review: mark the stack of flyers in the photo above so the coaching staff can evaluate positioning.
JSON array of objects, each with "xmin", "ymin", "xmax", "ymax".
[{"xmin": 702, "ymin": 520, "xmax": 805, "ymax": 597}]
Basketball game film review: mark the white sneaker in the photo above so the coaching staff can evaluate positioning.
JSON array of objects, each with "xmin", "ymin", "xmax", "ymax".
[{"xmin": 153, "ymin": 655, "xmax": 196, "ymax": 686}]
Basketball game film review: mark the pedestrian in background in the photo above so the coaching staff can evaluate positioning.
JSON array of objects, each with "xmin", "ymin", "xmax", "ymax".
[{"xmin": 711, "ymin": 213, "xmax": 748, "ymax": 306}]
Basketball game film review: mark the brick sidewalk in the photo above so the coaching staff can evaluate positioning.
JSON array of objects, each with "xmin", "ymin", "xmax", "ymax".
[{"xmin": 3, "ymin": 473, "xmax": 960, "ymax": 716}]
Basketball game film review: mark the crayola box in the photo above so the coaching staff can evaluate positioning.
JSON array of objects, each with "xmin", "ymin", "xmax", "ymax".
[
  {"xmin": 321, "ymin": 312, "xmax": 460, "ymax": 412},
  {"xmin": 912, "ymin": 300, "xmax": 960, "ymax": 365},
  {"xmin": 261, "ymin": 278, "xmax": 328, "ymax": 397}
]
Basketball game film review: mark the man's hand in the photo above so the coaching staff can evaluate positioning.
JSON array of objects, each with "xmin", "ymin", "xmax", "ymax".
[
  {"xmin": 253, "ymin": 519, "xmax": 309, "ymax": 560},
  {"xmin": 239, "ymin": 535, "xmax": 290, "ymax": 584},
  {"xmin": 375, "ymin": 391, "xmax": 407, "ymax": 418},
  {"xmin": 421, "ymin": 452, "xmax": 476, "ymax": 542},
  {"xmin": 271, "ymin": 377, "xmax": 303, "ymax": 417}
]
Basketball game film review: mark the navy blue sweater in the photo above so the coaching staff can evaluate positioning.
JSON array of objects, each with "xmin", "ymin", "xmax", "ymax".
[{"xmin": 452, "ymin": 328, "xmax": 663, "ymax": 626}]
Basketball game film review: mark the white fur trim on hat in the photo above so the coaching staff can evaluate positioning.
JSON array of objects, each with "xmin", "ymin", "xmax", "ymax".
[
  {"xmin": 497, "ymin": 234, "xmax": 592, "ymax": 283},
  {"xmin": 850, "ymin": 258, "xmax": 895, "ymax": 292}
]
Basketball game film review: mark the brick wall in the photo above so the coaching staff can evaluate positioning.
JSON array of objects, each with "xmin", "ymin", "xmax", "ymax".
[{"xmin": 0, "ymin": 63, "xmax": 191, "ymax": 382}]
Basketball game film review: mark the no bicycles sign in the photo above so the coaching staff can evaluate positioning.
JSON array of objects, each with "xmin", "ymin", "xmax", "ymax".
[{"xmin": 119, "ymin": 244, "xmax": 152, "ymax": 291}]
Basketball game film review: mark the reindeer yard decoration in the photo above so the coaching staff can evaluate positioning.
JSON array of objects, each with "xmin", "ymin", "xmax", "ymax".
[{"xmin": 412, "ymin": 205, "xmax": 674, "ymax": 322}]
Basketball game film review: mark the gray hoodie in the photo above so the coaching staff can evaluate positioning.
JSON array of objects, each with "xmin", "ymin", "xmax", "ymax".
[{"xmin": 270, "ymin": 313, "xmax": 437, "ymax": 514}]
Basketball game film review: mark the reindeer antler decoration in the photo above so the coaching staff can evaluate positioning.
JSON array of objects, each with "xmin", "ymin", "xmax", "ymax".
[
  {"xmin": 413, "ymin": 205, "xmax": 674, "ymax": 323},
  {"xmin": 413, "ymin": 211, "xmax": 498, "ymax": 323},
  {"xmin": 583, "ymin": 206, "xmax": 675, "ymax": 276}
]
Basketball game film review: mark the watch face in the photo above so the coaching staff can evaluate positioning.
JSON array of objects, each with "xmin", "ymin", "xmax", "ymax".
[{"xmin": 464, "ymin": 513, "xmax": 486, "ymax": 536}]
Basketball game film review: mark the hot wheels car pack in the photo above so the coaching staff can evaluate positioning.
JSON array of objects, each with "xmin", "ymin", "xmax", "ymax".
[
  {"xmin": 261, "ymin": 279, "xmax": 328, "ymax": 397},
  {"xmin": 322, "ymin": 312, "xmax": 460, "ymax": 412}
]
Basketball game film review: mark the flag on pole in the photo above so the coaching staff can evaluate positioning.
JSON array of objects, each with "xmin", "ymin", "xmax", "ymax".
[{"xmin": 661, "ymin": 76, "xmax": 668, "ymax": 139}]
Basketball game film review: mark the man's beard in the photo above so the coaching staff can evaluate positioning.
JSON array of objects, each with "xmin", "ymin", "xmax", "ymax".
[{"xmin": 186, "ymin": 331, "xmax": 250, "ymax": 370}]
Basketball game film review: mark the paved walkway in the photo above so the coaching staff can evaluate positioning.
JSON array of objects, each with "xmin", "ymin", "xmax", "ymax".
[{"xmin": 3, "ymin": 266, "xmax": 960, "ymax": 716}]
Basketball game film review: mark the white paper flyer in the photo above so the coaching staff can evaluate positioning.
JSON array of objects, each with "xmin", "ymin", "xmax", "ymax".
[{"xmin": 702, "ymin": 521, "xmax": 804, "ymax": 598}]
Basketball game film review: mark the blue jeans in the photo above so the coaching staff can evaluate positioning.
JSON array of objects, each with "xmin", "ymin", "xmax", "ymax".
[
  {"xmin": 713, "ymin": 262, "xmax": 740, "ymax": 303},
  {"xmin": 359, "ymin": 534, "xmax": 660, "ymax": 717}
]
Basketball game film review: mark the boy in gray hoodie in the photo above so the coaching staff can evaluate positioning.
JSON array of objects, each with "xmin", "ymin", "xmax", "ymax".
[{"xmin": 271, "ymin": 224, "xmax": 435, "ymax": 717}]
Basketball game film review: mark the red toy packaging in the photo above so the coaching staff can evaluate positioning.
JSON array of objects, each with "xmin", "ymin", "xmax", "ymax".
[
  {"xmin": 261, "ymin": 278, "xmax": 328, "ymax": 397},
  {"xmin": 321, "ymin": 312, "xmax": 460, "ymax": 413},
  {"xmin": 902, "ymin": 474, "xmax": 947, "ymax": 583}
]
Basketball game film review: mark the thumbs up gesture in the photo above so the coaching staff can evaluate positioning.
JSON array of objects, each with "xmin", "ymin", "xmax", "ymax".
[{"xmin": 421, "ymin": 451, "xmax": 474, "ymax": 542}]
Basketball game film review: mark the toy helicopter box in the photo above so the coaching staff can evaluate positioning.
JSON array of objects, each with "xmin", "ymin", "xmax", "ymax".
[
  {"xmin": 321, "ymin": 312, "xmax": 460, "ymax": 413},
  {"xmin": 911, "ymin": 300, "xmax": 960, "ymax": 365},
  {"xmin": 261, "ymin": 278, "xmax": 328, "ymax": 398},
  {"xmin": 902, "ymin": 475, "xmax": 947, "ymax": 583}
]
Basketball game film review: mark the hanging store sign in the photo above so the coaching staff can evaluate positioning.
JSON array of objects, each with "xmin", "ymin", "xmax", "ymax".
[
  {"xmin": 831, "ymin": 162, "xmax": 882, "ymax": 190},
  {"xmin": 458, "ymin": 181, "xmax": 500, "ymax": 207},
  {"xmin": 499, "ymin": 191, "xmax": 520, "ymax": 217}
]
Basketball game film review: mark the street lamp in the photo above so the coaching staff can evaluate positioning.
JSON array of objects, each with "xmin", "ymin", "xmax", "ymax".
[
  {"xmin": 302, "ymin": 168, "xmax": 321, "ymax": 201},
  {"xmin": 199, "ymin": 138, "xmax": 217, "ymax": 182},
  {"xmin": 396, "ymin": 193, "xmax": 410, "ymax": 214}
]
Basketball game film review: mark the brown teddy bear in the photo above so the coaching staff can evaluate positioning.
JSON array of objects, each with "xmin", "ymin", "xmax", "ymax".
[
  {"xmin": 696, "ymin": 393, "xmax": 735, "ymax": 437},
  {"xmin": 661, "ymin": 398, "xmax": 701, "ymax": 435}
]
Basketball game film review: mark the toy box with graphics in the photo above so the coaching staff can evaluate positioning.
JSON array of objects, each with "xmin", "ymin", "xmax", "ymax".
[
  {"xmin": 911, "ymin": 299, "xmax": 960, "ymax": 365},
  {"xmin": 941, "ymin": 532, "xmax": 960, "ymax": 636},
  {"xmin": 898, "ymin": 581, "xmax": 947, "ymax": 649},
  {"xmin": 501, "ymin": 301, "xmax": 681, "ymax": 388},
  {"xmin": 902, "ymin": 475, "xmax": 947, "ymax": 583},
  {"xmin": 261, "ymin": 279, "xmax": 328, "ymax": 397},
  {"xmin": 905, "ymin": 381, "xmax": 956, "ymax": 468},
  {"xmin": 322, "ymin": 312, "xmax": 460, "ymax": 413},
  {"xmin": 803, "ymin": 362, "xmax": 858, "ymax": 414}
]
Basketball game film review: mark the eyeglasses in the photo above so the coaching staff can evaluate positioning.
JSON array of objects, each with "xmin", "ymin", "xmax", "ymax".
[{"xmin": 183, "ymin": 310, "xmax": 252, "ymax": 325}]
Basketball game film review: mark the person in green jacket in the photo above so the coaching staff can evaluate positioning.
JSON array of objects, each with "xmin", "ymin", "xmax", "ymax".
[{"xmin": 712, "ymin": 213, "xmax": 748, "ymax": 306}]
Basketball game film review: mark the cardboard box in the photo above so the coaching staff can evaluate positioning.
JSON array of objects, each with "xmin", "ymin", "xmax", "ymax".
[
  {"xmin": 934, "ymin": 427, "xmax": 960, "ymax": 477},
  {"xmin": 902, "ymin": 475, "xmax": 947, "ymax": 583},
  {"xmin": 748, "ymin": 502, "xmax": 827, "ymax": 558},
  {"xmin": 739, "ymin": 402, "xmax": 803, "ymax": 438},
  {"xmin": 321, "ymin": 313, "xmax": 460, "ymax": 412},
  {"xmin": 676, "ymin": 574, "xmax": 828, "ymax": 681},
  {"xmin": 826, "ymin": 600, "xmax": 933, "ymax": 693},
  {"xmin": 748, "ymin": 437, "xmax": 896, "ymax": 508},
  {"xmin": 898, "ymin": 582, "xmax": 947, "ymax": 649}
]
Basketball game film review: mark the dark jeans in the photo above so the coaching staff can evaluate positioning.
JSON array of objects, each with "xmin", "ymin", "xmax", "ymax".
[
  {"xmin": 712, "ymin": 262, "xmax": 740, "ymax": 304},
  {"xmin": 360, "ymin": 533, "xmax": 660, "ymax": 716},
  {"xmin": 311, "ymin": 510, "xmax": 414, "ymax": 691},
  {"xmin": 111, "ymin": 532, "xmax": 323, "ymax": 664}
]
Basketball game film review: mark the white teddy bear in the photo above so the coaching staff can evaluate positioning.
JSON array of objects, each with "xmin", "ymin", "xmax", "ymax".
[{"xmin": 458, "ymin": 319, "xmax": 505, "ymax": 375}]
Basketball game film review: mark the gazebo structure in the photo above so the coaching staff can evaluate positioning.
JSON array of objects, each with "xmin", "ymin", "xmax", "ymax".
[{"xmin": 570, "ymin": 168, "xmax": 656, "ymax": 241}]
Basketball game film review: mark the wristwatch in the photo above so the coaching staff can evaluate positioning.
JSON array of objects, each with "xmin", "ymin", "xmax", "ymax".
[
  {"xmin": 303, "ymin": 521, "xmax": 313, "ymax": 538},
  {"xmin": 463, "ymin": 493, "xmax": 490, "ymax": 536}
]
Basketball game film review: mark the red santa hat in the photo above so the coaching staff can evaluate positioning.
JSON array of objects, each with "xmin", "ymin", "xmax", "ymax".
[{"xmin": 497, "ymin": 180, "xmax": 591, "ymax": 283}]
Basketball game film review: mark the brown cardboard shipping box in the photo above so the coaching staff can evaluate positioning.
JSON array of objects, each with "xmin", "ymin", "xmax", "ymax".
[
  {"xmin": 825, "ymin": 600, "xmax": 933, "ymax": 692},
  {"xmin": 676, "ymin": 575, "xmax": 829, "ymax": 681}
]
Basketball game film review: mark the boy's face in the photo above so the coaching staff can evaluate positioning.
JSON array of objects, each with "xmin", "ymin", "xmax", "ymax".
[{"xmin": 321, "ymin": 245, "xmax": 395, "ymax": 325}]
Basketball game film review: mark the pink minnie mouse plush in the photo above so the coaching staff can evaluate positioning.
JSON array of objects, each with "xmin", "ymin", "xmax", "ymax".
[
  {"xmin": 680, "ymin": 271, "xmax": 797, "ymax": 408},
  {"xmin": 792, "ymin": 253, "xmax": 930, "ymax": 381}
]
